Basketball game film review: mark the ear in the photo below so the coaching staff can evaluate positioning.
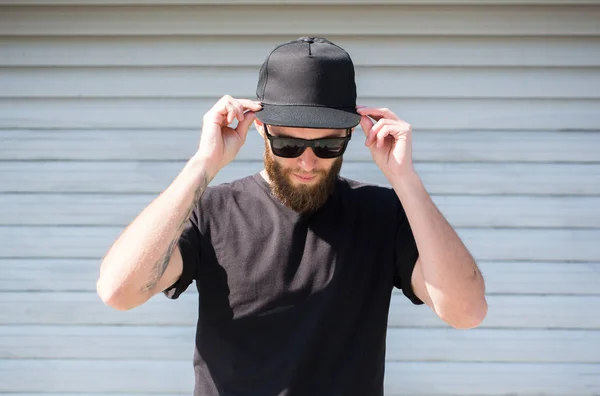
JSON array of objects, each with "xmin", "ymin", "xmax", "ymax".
[{"xmin": 254, "ymin": 119, "xmax": 265, "ymax": 137}]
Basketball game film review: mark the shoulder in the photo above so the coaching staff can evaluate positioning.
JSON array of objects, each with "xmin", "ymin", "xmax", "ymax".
[
  {"xmin": 338, "ymin": 176, "xmax": 398, "ymax": 202},
  {"xmin": 200, "ymin": 175, "xmax": 259, "ymax": 208},
  {"xmin": 336, "ymin": 176, "xmax": 402, "ymax": 215},
  {"xmin": 192, "ymin": 175, "xmax": 262, "ymax": 231},
  {"xmin": 198, "ymin": 174, "xmax": 277, "ymax": 220}
]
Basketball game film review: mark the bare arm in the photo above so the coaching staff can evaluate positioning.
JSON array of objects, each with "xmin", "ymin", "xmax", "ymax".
[
  {"xmin": 96, "ymin": 157, "xmax": 210, "ymax": 310},
  {"xmin": 357, "ymin": 106, "xmax": 487, "ymax": 329},
  {"xmin": 392, "ymin": 172, "xmax": 487, "ymax": 329},
  {"xmin": 96, "ymin": 95, "xmax": 262, "ymax": 311}
]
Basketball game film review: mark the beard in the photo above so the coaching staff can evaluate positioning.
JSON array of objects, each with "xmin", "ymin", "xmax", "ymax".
[{"xmin": 264, "ymin": 148, "xmax": 343, "ymax": 213}]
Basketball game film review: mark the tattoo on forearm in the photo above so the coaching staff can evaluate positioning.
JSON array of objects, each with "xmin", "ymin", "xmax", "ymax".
[{"xmin": 142, "ymin": 172, "xmax": 208, "ymax": 292}]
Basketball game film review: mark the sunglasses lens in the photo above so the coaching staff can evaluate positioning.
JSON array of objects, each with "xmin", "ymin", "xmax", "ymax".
[
  {"xmin": 313, "ymin": 139, "xmax": 347, "ymax": 158},
  {"xmin": 269, "ymin": 133, "xmax": 349, "ymax": 159},
  {"xmin": 271, "ymin": 138, "xmax": 305, "ymax": 158}
]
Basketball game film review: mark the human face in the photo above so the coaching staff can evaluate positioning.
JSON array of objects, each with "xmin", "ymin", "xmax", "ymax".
[{"xmin": 262, "ymin": 125, "xmax": 349, "ymax": 212}]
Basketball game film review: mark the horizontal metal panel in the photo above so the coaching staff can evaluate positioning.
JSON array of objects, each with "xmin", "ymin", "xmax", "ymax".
[
  {"xmin": 388, "ymin": 294, "xmax": 600, "ymax": 328},
  {"xmin": 3, "ymin": 0, "xmax": 600, "ymax": 5},
  {"xmin": 2, "ymin": 161, "xmax": 599, "ymax": 195},
  {"xmin": 3, "ymin": 259, "xmax": 599, "ymax": 295},
  {"xmin": 0, "ymin": 395, "xmax": 181, "ymax": 396},
  {"xmin": 1, "ymin": 292, "xmax": 599, "ymax": 329},
  {"xmin": 3, "ymin": 66, "xmax": 600, "ymax": 99},
  {"xmin": 0, "ymin": 359, "xmax": 194, "ymax": 393},
  {"xmin": 4, "ymin": 129, "xmax": 599, "ymax": 163},
  {"xmin": 65, "ymin": 291, "xmax": 600, "ymax": 330},
  {"xmin": 2, "ymin": 326, "xmax": 599, "ymax": 363},
  {"xmin": 0, "ymin": 359, "xmax": 598, "ymax": 394},
  {"xmin": 2, "ymin": 36, "xmax": 600, "ymax": 67},
  {"xmin": 384, "ymin": 362, "xmax": 600, "ymax": 395},
  {"xmin": 1, "ymin": 5, "xmax": 599, "ymax": 36},
  {"xmin": 2, "ymin": 226, "xmax": 598, "ymax": 262},
  {"xmin": 2, "ymin": 193, "xmax": 598, "ymax": 228},
  {"xmin": 2, "ymin": 98, "xmax": 598, "ymax": 130},
  {"xmin": 0, "ymin": 394, "xmax": 180, "ymax": 396},
  {"xmin": 478, "ymin": 261, "xmax": 600, "ymax": 294},
  {"xmin": 386, "ymin": 328, "xmax": 600, "ymax": 363}
]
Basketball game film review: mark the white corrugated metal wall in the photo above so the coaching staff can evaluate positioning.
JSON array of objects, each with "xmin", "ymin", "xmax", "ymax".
[{"xmin": 0, "ymin": 1, "xmax": 599, "ymax": 394}]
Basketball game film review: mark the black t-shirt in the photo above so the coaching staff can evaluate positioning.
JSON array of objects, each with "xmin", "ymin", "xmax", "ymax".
[{"xmin": 164, "ymin": 173, "xmax": 422, "ymax": 396}]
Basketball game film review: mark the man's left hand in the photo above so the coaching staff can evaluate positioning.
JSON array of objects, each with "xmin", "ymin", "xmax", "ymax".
[{"xmin": 357, "ymin": 106, "xmax": 414, "ymax": 179}]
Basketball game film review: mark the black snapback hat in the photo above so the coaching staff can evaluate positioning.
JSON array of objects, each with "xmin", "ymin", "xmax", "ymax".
[{"xmin": 255, "ymin": 37, "xmax": 361, "ymax": 129}]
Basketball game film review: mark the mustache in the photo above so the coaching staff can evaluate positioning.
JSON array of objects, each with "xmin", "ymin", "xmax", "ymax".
[{"xmin": 288, "ymin": 170, "xmax": 326, "ymax": 177}]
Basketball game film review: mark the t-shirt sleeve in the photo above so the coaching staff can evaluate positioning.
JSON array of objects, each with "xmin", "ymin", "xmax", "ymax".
[
  {"xmin": 393, "ymin": 203, "xmax": 424, "ymax": 305},
  {"xmin": 163, "ymin": 203, "xmax": 202, "ymax": 300}
]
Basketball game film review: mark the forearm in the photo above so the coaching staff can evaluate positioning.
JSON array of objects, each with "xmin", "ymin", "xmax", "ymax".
[
  {"xmin": 97, "ymin": 155, "xmax": 211, "ymax": 306},
  {"xmin": 390, "ymin": 171, "xmax": 487, "ymax": 328}
]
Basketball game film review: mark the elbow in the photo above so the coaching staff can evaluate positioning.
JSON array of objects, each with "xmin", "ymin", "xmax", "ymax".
[
  {"xmin": 446, "ymin": 268, "xmax": 488, "ymax": 329},
  {"xmin": 439, "ymin": 297, "xmax": 488, "ymax": 330},
  {"xmin": 96, "ymin": 277, "xmax": 140, "ymax": 312},
  {"xmin": 450, "ymin": 301, "xmax": 488, "ymax": 329}
]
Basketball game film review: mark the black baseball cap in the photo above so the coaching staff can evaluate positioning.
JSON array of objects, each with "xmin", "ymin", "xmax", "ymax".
[{"xmin": 255, "ymin": 37, "xmax": 361, "ymax": 130}]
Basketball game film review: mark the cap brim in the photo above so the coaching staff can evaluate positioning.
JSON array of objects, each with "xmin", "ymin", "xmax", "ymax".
[{"xmin": 256, "ymin": 104, "xmax": 361, "ymax": 129}]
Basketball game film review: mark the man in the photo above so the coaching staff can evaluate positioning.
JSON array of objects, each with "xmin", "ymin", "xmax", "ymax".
[{"xmin": 97, "ymin": 37, "xmax": 487, "ymax": 395}]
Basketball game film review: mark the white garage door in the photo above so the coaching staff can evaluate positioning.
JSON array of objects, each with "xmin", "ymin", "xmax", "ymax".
[{"xmin": 1, "ymin": 1, "xmax": 599, "ymax": 394}]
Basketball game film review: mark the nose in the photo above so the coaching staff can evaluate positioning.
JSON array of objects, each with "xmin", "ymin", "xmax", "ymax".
[{"xmin": 297, "ymin": 147, "xmax": 318, "ymax": 172}]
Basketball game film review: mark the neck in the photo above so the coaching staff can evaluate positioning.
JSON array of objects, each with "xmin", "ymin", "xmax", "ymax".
[{"xmin": 260, "ymin": 169, "xmax": 271, "ymax": 184}]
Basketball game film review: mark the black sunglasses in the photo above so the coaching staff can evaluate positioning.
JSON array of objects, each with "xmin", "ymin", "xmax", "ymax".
[{"xmin": 264, "ymin": 125, "xmax": 352, "ymax": 159}]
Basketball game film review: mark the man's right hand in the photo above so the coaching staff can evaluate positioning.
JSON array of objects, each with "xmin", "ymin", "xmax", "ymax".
[{"xmin": 196, "ymin": 95, "xmax": 262, "ymax": 179}]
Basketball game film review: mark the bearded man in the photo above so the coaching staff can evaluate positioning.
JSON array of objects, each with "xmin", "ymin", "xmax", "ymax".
[{"xmin": 97, "ymin": 37, "xmax": 487, "ymax": 396}]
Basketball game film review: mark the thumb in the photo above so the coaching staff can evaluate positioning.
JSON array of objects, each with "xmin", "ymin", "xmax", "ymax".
[{"xmin": 235, "ymin": 111, "xmax": 257, "ymax": 143}]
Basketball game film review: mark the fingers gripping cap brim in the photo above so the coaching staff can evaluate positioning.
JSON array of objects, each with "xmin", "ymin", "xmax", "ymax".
[{"xmin": 256, "ymin": 104, "xmax": 361, "ymax": 129}]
